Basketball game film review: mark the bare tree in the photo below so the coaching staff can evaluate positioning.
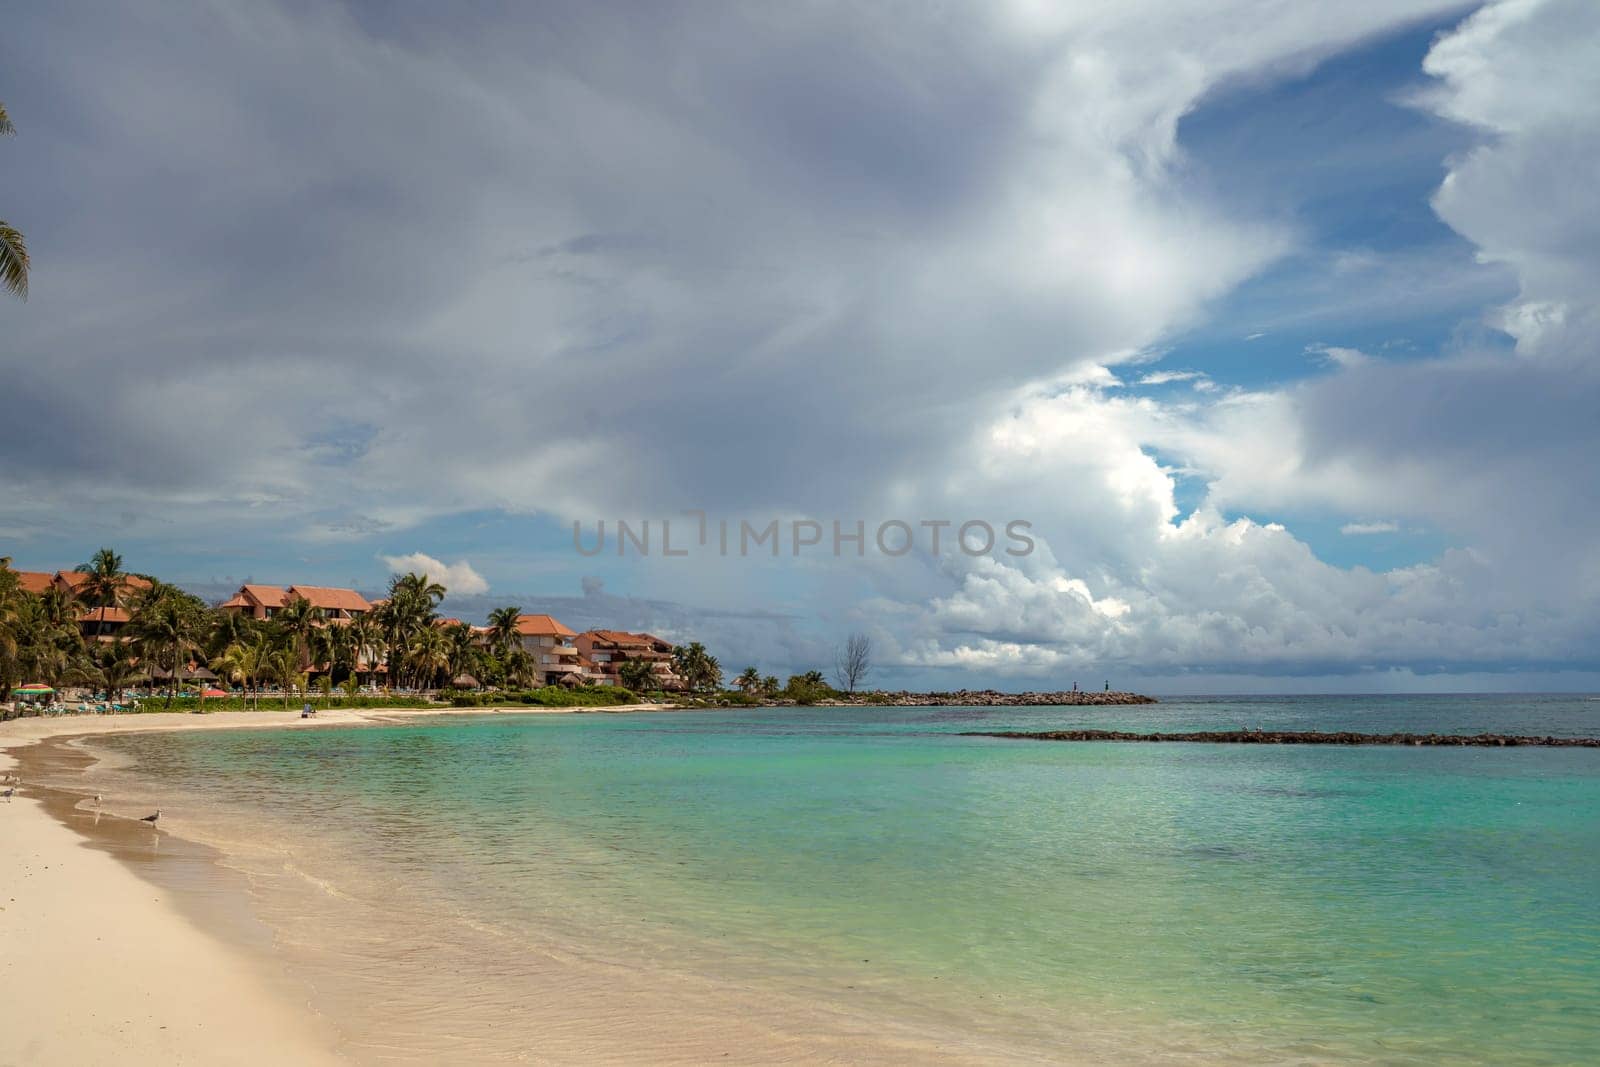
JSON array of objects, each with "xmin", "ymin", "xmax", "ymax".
[{"xmin": 834, "ymin": 632, "xmax": 872, "ymax": 694}]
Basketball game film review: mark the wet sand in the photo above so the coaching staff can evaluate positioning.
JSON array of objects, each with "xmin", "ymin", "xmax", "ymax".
[
  {"xmin": 0, "ymin": 773, "xmax": 346, "ymax": 1065},
  {"xmin": 1, "ymin": 707, "xmax": 1095, "ymax": 1065},
  {"xmin": 0, "ymin": 705, "xmax": 658, "ymax": 1067}
]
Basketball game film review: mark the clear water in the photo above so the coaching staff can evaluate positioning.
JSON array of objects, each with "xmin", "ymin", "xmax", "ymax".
[{"xmin": 101, "ymin": 695, "xmax": 1600, "ymax": 1063}]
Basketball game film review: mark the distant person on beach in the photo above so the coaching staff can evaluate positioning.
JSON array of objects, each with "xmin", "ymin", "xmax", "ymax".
[{"xmin": 302, "ymin": 701, "xmax": 313, "ymax": 718}]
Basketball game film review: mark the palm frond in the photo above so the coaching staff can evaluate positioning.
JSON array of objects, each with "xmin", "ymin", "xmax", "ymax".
[
  {"xmin": 0, "ymin": 102, "xmax": 14, "ymax": 136},
  {"xmin": 0, "ymin": 221, "xmax": 28, "ymax": 300}
]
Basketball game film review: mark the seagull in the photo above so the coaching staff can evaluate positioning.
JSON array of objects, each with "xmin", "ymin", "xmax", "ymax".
[
  {"xmin": 2, "ymin": 787, "xmax": 15, "ymax": 802},
  {"xmin": 140, "ymin": 809, "xmax": 161, "ymax": 825}
]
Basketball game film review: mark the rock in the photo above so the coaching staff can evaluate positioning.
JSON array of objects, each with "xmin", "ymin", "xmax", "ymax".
[{"xmin": 958, "ymin": 729, "xmax": 1600, "ymax": 747}]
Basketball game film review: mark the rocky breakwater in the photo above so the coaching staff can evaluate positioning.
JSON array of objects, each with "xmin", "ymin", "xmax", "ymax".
[
  {"xmin": 961, "ymin": 729, "xmax": 1600, "ymax": 747},
  {"xmin": 867, "ymin": 689, "xmax": 1157, "ymax": 707}
]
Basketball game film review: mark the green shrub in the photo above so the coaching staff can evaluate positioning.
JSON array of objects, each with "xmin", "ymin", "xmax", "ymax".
[
  {"xmin": 123, "ymin": 686, "xmax": 640, "ymax": 713},
  {"xmin": 782, "ymin": 675, "xmax": 839, "ymax": 705}
]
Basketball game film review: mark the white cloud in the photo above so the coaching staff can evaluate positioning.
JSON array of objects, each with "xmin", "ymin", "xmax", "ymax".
[
  {"xmin": 6, "ymin": 0, "xmax": 1597, "ymax": 681},
  {"xmin": 1137, "ymin": 370, "xmax": 1208, "ymax": 386},
  {"xmin": 1341, "ymin": 521, "xmax": 1399, "ymax": 535},
  {"xmin": 1307, "ymin": 343, "xmax": 1372, "ymax": 368},
  {"xmin": 380, "ymin": 553, "xmax": 489, "ymax": 597}
]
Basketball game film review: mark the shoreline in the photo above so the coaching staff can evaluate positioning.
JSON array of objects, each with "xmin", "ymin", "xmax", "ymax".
[
  {"xmin": 0, "ymin": 704, "xmax": 1098, "ymax": 1065},
  {"xmin": 0, "ymin": 704, "xmax": 662, "ymax": 1067},
  {"xmin": 0, "ymin": 774, "xmax": 347, "ymax": 1065}
]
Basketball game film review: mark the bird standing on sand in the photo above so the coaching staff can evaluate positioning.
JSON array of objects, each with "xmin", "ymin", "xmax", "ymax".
[
  {"xmin": 140, "ymin": 808, "xmax": 161, "ymax": 825},
  {"xmin": 2, "ymin": 786, "xmax": 15, "ymax": 802}
]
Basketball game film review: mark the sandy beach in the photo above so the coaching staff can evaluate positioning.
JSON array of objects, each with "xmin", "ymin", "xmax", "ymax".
[
  {"xmin": 0, "ymin": 705, "xmax": 656, "ymax": 1067},
  {"xmin": 0, "ymin": 705, "xmax": 1093, "ymax": 1066}
]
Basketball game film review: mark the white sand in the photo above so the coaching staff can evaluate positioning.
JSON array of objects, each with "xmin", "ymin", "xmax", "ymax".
[
  {"xmin": 0, "ymin": 705, "xmax": 657, "ymax": 1067},
  {"xmin": 0, "ymin": 789, "xmax": 346, "ymax": 1065}
]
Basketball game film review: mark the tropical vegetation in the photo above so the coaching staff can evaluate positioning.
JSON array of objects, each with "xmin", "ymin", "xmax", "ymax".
[
  {"xmin": 1, "ymin": 101, "xmax": 29, "ymax": 299},
  {"xmin": 3, "ymin": 548, "xmax": 873, "ymax": 718},
  {"xmin": 1, "ymin": 552, "xmax": 649, "ymax": 716}
]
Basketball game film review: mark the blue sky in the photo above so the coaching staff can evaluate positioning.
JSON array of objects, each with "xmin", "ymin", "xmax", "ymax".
[{"xmin": 3, "ymin": 1, "xmax": 1598, "ymax": 691}]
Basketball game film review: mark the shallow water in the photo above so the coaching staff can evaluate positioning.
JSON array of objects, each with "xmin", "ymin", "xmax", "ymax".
[{"xmin": 92, "ymin": 696, "xmax": 1600, "ymax": 1063}]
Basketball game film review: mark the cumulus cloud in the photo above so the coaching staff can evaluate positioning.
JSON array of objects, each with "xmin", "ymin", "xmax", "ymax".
[
  {"xmin": 3, "ymin": 0, "xmax": 1595, "ymax": 682},
  {"xmin": 0, "ymin": 0, "xmax": 1458, "ymax": 530},
  {"xmin": 380, "ymin": 553, "xmax": 489, "ymax": 597}
]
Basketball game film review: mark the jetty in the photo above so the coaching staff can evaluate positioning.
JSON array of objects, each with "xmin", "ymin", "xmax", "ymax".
[{"xmin": 962, "ymin": 729, "xmax": 1600, "ymax": 746}]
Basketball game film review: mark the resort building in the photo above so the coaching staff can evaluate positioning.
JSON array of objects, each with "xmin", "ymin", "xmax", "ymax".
[
  {"xmin": 219, "ymin": 583, "xmax": 374, "ymax": 622},
  {"xmin": 53, "ymin": 570, "xmax": 153, "ymax": 602},
  {"xmin": 285, "ymin": 585, "xmax": 373, "ymax": 622},
  {"xmin": 219, "ymin": 584, "xmax": 289, "ymax": 620},
  {"xmin": 575, "ymin": 630, "xmax": 682, "ymax": 690},
  {"xmin": 513, "ymin": 614, "xmax": 589, "ymax": 685},
  {"xmin": 51, "ymin": 570, "xmax": 153, "ymax": 641}
]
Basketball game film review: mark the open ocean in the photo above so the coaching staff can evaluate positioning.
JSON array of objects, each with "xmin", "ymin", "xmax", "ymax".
[{"xmin": 96, "ymin": 695, "xmax": 1600, "ymax": 1063}]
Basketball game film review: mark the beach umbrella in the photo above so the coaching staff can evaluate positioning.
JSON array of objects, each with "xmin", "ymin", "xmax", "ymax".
[
  {"xmin": 450, "ymin": 673, "xmax": 481, "ymax": 689},
  {"xmin": 11, "ymin": 683, "xmax": 54, "ymax": 695},
  {"xmin": 200, "ymin": 687, "xmax": 228, "ymax": 698}
]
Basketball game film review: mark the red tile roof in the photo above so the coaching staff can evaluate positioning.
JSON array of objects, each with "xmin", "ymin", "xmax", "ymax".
[
  {"xmin": 237, "ymin": 584, "xmax": 288, "ymax": 608},
  {"xmin": 81, "ymin": 606, "xmax": 131, "ymax": 625},
  {"xmin": 515, "ymin": 614, "xmax": 576, "ymax": 637},
  {"xmin": 55, "ymin": 571, "xmax": 153, "ymax": 597},
  {"xmin": 285, "ymin": 586, "xmax": 373, "ymax": 612},
  {"xmin": 14, "ymin": 571, "xmax": 55, "ymax": 596},
  {"xmin": 584, "ymin": 629, "xmax": 669, "ymax": 649}
]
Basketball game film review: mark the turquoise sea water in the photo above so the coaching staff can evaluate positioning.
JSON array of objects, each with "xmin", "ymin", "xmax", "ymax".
[{"xmin": 103, "ymin": 695, "xmax": 1600, "ymax": 1063}]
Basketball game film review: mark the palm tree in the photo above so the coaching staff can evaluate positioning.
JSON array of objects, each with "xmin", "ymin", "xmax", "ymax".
[
  {"xmin": 73, "ymin": 644, "xmax": 142, "ymax": 706},
  {"xmin": 736, "ymin": 667, "xmax": 761, "ymax": 693},
  {"xmin": 406, "ymin": 626, "xmax": 450, "ymax": 692},
  {"xmin": 78, "ymin": 548, "xmax": 127, "ymax": 641},
  {"xmin": 207, "ymin": 607, "xmax": 256, "ymax": 662},
  {"xmin": 347, "ymin": 616, "xmax": 384, "ymax": 689},
  {"xmin": 1, "ymin": 102, "xmax": 29, "ymax": 300},
  {"xmin": 504, "ymin": 647, "xmax": 538, "ymax": 688},
  {"xmin": 320, "ymin": 622, "xmax": 356, "ymax": 687},
  {"xmin": 267, "ymin": 646, "xmax": 300, "ymax": 709},
  {"xmin": 617, "ymin": 658, "xmax": 655, "ymax": 693},
  {"xmin": 217, "ymin": 633, "xmax": 273, "ymax": 709},
  {"xmin": 761, "ymin": 675, "xmax": 779, "ymax": 697},
  {"xmin": 275, "ymin": 595, "xmax": 323, "ymax": 671},
  {"xmin": 445, "ymin": 622, "xmax": 479, "ymax": 683},
  {"xmin": 376, "ymin": 572, "xmax": 445, "ymax": 690},
  {"xmin": 130, "ymin": 583, "xmax": 206, "ymax": 707},
  {"xmin": 486, "ymin": 606, "xmax": 522, "ymax": 656},
  {"xmin": 210, "ymin": 642, "xmax": 248, "ymax": 705},
  {"xmin": 9, "ymin": 596, "xmax": 76, "ymax": 689},
  {"xmin": 672, "ymin": 642, "xmax": 722, "ymax": 694},
  {"xmin": 394, "ymin": 571, "xmax": 448, "ymax": 607},
  {"xmin": 0, "ymin": 564, "xmax": 20, "ymax": 690}
]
